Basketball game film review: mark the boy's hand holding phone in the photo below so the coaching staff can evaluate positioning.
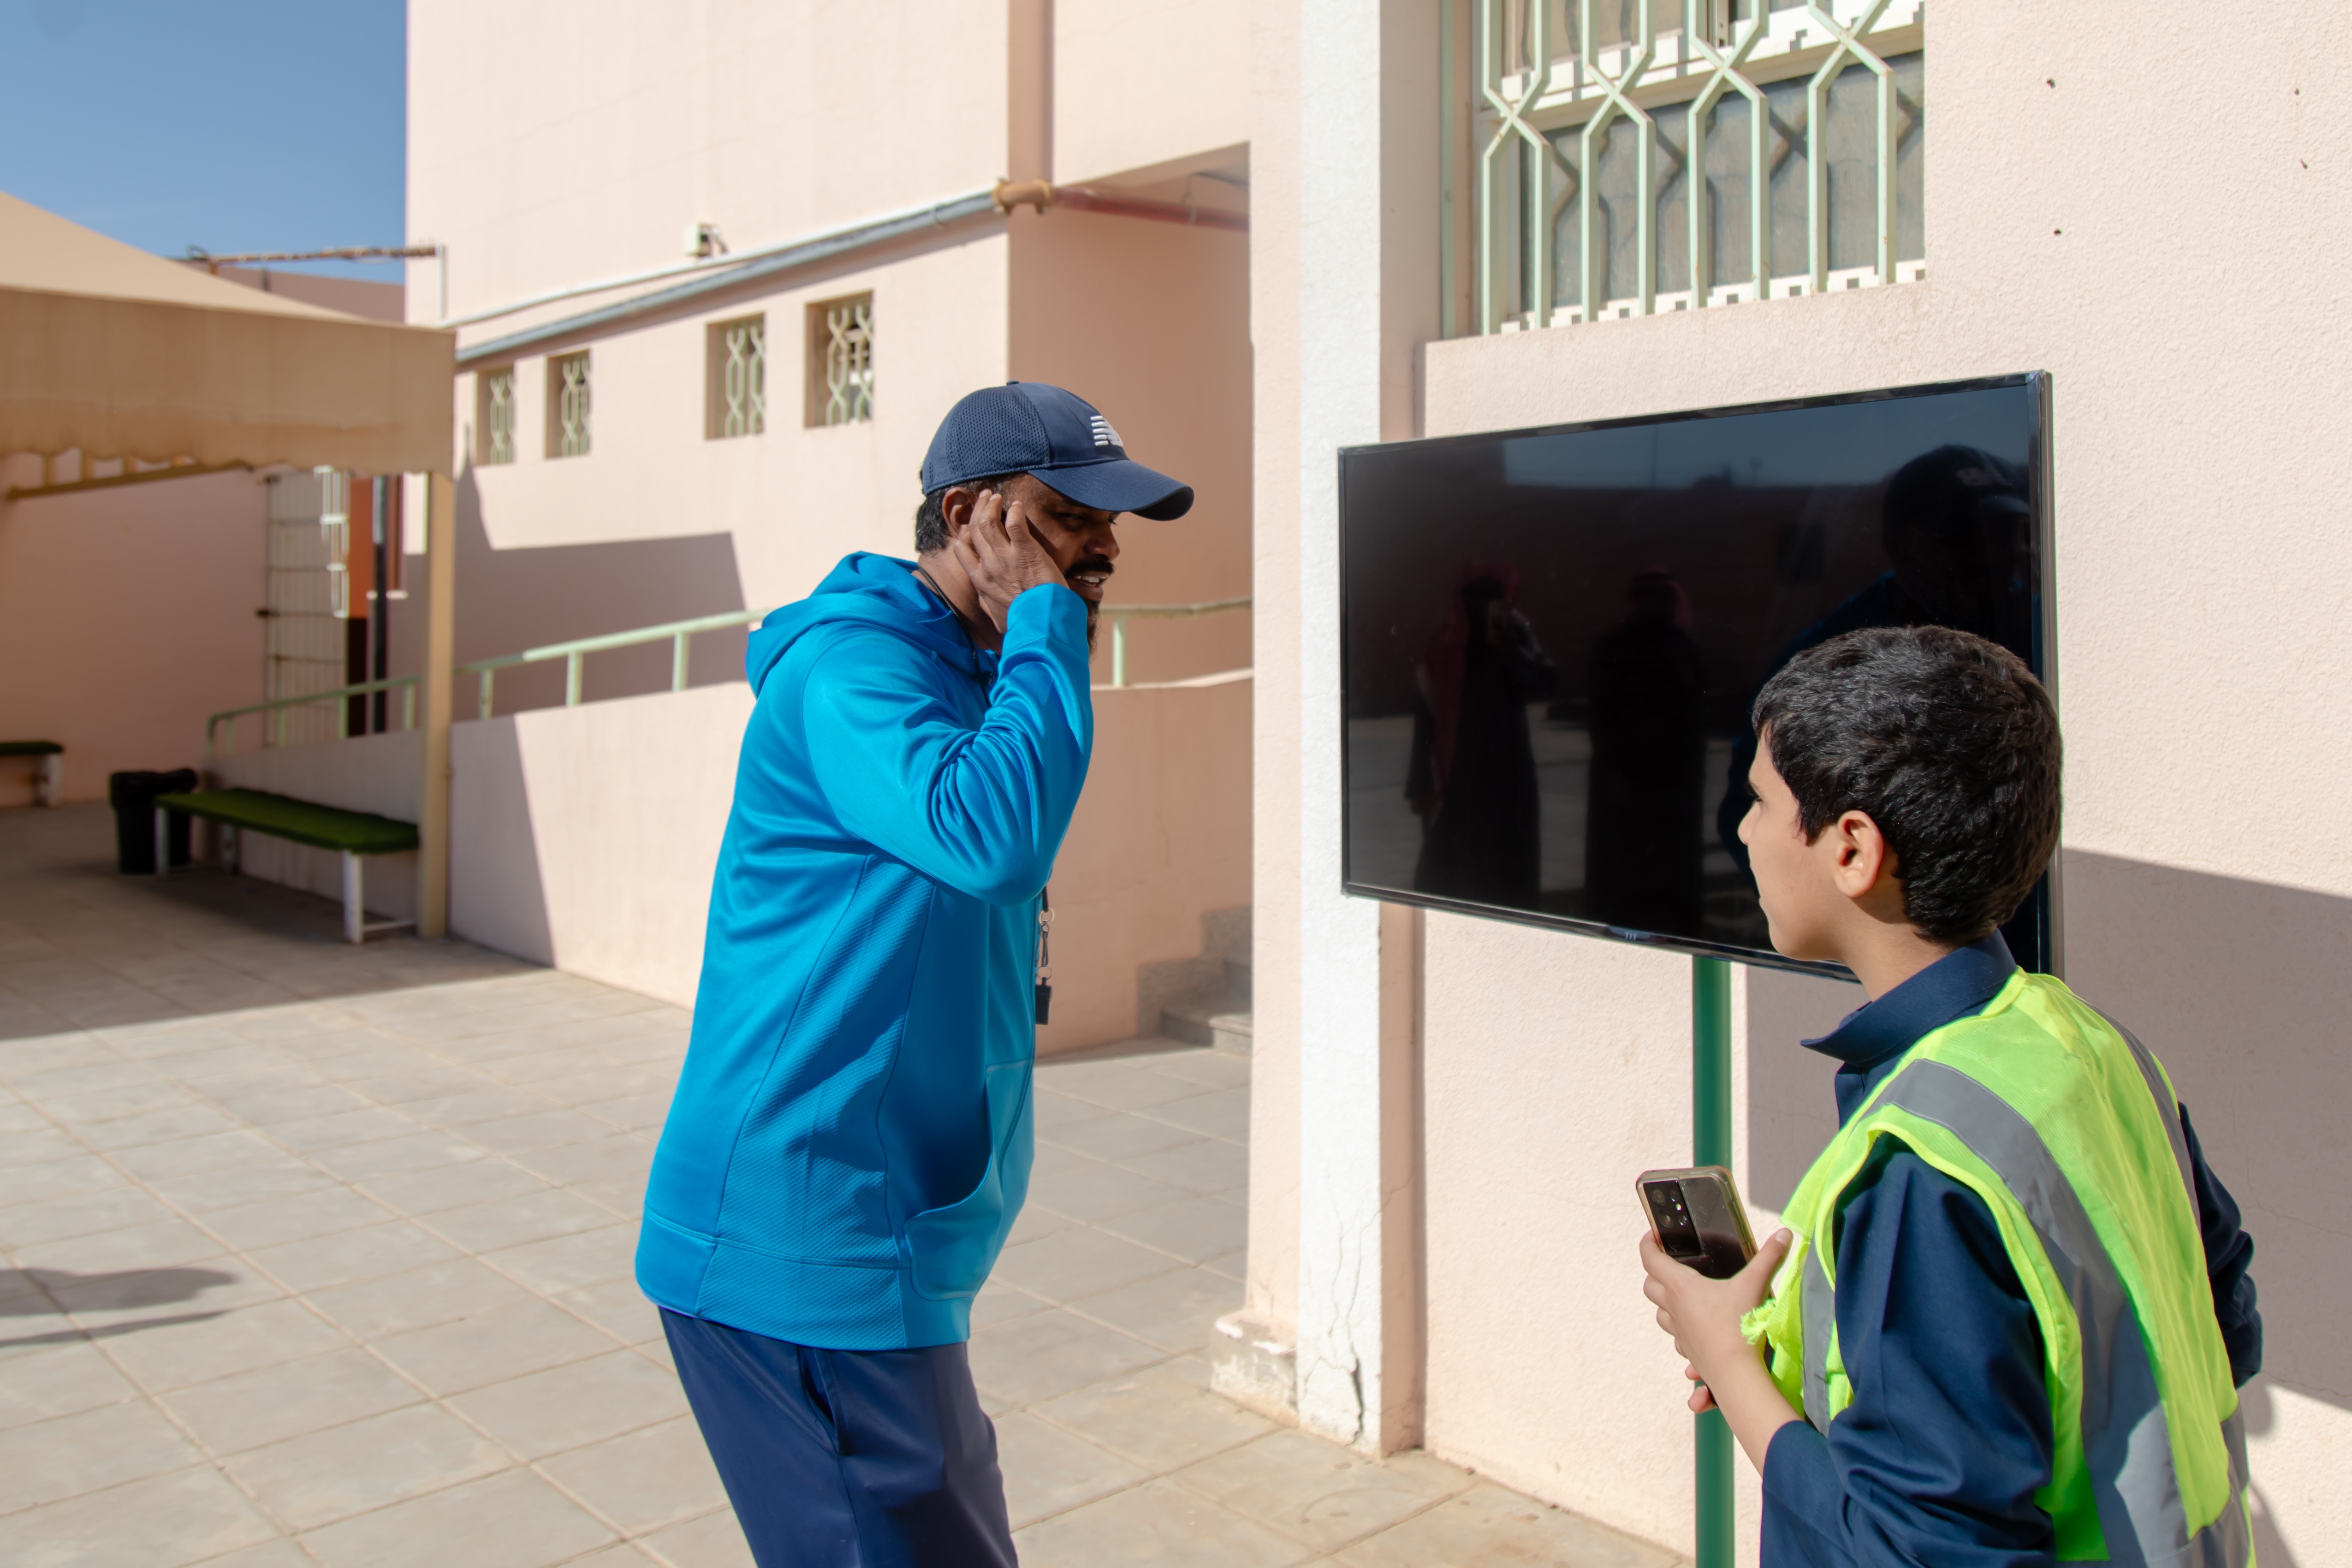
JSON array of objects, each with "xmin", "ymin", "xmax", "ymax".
[{"xmin": 1635, "ymin": 1168, "xmax": 1802, "ymax": 1471}]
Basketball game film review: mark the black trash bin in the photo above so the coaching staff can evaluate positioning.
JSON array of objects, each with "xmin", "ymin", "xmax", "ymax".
[{"xmin": 110, "ymin": 769, "xmax": 198, "ymax": 875}]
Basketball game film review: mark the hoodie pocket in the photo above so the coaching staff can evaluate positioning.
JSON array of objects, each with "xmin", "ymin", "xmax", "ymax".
[{"xmin": 905, "ymin": 1061, "xmax": 1033, "ymax": 1302}]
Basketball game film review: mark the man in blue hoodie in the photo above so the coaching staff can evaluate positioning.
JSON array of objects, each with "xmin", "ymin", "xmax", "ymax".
[{"xmin": 637, "ymin": 383, "xmax": 1194, "ymax": 1566}]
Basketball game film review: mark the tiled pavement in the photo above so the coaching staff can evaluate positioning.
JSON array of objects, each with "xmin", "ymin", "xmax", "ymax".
[{"xmin": 0, "ymin": 803, "xmax": 1677, "ymax": 1568}]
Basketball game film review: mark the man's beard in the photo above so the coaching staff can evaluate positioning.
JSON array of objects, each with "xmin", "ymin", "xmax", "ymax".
[{"xmin": 1070, "ymin": 556, "xmax": 1114, "ymax": 653}]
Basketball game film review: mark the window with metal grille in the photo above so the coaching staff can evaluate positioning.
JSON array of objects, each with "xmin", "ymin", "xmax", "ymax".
[
  {"xmin": 1456, "ymin": 0, "xmax": 1923, "ymax": 335},
  {"xmin": 477, "ymin": 367, "xmax": 517, "ymax": 465},
  {"xmin": 707, "ymin": 316, "xmax": 766, "ymax": 439},
  {"xmin": 547, "ymin": 351, "xmax": 592, "ymax": 457},
  {"xmin": 806, "ymin": 293, "xmax": 874, "ymax": 427}
]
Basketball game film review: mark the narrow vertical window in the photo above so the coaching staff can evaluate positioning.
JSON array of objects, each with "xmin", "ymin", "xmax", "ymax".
[
  {"xmin": 477, "ymin": 367, "xmax": 516, "ymax": 465},
  {"xmin": 806, "ymin": 293, "xmax": 874, "ymax": 427},
  {"xmin": 706, "ymin": 316, "xmax": 766, "ymax": 439},
  {"xmin": 548, "ymin": 351, "xmax": 592, "ymax": 458}
]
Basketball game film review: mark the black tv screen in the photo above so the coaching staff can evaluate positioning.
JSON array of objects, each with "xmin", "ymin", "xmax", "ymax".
[{"xmin": 1340, "ymin": 374, "xmax": 2053, "ymax": 978}]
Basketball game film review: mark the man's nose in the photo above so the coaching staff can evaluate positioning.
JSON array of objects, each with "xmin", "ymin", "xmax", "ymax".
[{"xmin": 1090, "ymin": 522, "xmax": 1122, "ymax": 560}]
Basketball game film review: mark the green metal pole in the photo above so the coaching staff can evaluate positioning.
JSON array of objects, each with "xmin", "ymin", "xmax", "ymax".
[{"xmin": 1693, "ymin": 954, "xmax": 1734, "ymax": 1568}]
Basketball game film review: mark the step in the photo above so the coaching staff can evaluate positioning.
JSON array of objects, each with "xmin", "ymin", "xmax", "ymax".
[
  {"xmin": 1162, "ymin": 992, "xmax": 1253, "ymax": 1056},
  {"xmin": 1224, "ymin": 951, "xmax": 1252, "ymax": 1007}
]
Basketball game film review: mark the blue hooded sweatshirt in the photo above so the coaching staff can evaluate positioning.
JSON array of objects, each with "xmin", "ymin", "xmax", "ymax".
[{"xmin": 636, "ymin": 552, "xmax": 1093, "ymax": 1349}]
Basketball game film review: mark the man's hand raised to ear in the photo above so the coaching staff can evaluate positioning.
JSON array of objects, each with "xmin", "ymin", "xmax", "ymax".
[{"xmin": 951, "ymin": 489, "xmax": 1071, "ymax": 634}]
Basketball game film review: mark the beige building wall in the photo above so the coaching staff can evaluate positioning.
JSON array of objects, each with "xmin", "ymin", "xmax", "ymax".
[
  {"xmin": 1252, "ymin": 1, "xmax": 2352, "ymax": 1563},
  {"xmin": 0, "ymin": 465, "xmax": 267, "ymax": 805},
  {"xmin": 1055, "ymin": 0, "xmax": 1251, "ymax": 184}
]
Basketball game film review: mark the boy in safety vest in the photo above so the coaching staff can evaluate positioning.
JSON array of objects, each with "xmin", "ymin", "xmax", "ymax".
[{"xmin": 1639, "ymin": 625, "xmax": 2263, "ymax": 1566}]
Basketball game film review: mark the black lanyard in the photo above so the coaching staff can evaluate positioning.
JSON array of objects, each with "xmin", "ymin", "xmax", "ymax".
[{"xmin": 1034, "ymin": 889, "xmax": 1053, "ymax": 1027}]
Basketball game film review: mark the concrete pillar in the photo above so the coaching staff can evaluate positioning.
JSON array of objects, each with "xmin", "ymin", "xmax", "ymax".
[{"xmin": 1290, "ymin": 0, "xmax": 1439, "ymax": 1455}]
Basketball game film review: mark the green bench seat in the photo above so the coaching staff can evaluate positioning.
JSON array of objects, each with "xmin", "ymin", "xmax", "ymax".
[
  {"xmin": 2, "ymin": 741, "xmax": 63, "ymax": 807},
  {"xmin": 154, "ymin": 789, "xmax": 418, "ymax": 943}
]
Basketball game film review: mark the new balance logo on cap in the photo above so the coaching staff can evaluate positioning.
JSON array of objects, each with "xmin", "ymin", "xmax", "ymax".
[{"xmin": 1089, "ymin": 415, "xmax": 1124, "ymax": 451}]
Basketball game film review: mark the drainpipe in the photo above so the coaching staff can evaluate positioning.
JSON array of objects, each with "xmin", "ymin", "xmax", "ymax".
[{"xmin": 992, "ymin": 179, "xmax": 1248, "ymax": 232}]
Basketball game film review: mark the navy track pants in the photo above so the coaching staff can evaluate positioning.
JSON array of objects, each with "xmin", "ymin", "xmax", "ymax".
[{"xmin": 661, "ymin": 1309, "xmax": 1016, "ymax": 1568}]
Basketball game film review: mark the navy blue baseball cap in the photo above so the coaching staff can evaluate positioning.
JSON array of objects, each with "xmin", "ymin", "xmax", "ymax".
[{"xmin": 920, "ymin": 382, "xmax": 1194, "ymax": 521}]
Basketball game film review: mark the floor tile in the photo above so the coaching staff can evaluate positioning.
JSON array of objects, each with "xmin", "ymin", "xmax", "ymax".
[
  {"xmin": 553, "ymin": 1278, "xmax": 666, "ymax": 1345},
  {"xmin": 226, "ymin": 1403, "xmax": 511, "ymax": 1531},
  {"xmin": 1117, "ymin": 1138, "xmax": 1248, "ymax": 1195},
  {"xmin": 161, "ymin": 1346, "xmax": 425, "ymax": 1455},
  {"xmin": 373, "ymin": 1296, "xmax": 616, "ymax": 1396},
  {"xmin": 1013, "ymin": 1477, "xmax": 1312, "ymax": 1568},
  {"xmin": 445, "ymin": 1348, "xmax": 689, "ymax": 1460},
  {"xmin": 1023, "ymin": 1160, "xmax": 1197, "ymax": 1223},
  {"xmin": 12, "ymin": 1218, "xmax": 227, "ymax": 1274},
  {"xmin": 356, "ymin": 1156, "xmax": 549, "ymax": 1217},
  {"xmin": 0, "ymin": 1398, "xmax": 205, "ymax": 1514},
  {"xmin": 970, "ymin": 1279, "xmax": 1052, "ymax": 1329},
  {"xmin": 1039, "ymin": 1061, "xmax": 1218, "ymax": 1113},
  {"xmin": 1043, "ymin": 1112, "xmax": 1205, "ymax": 1162},
  {"xmin": 398, "ymin": 1087, "xmax": 558, "ymax": 1128},
  {"xmin": 997, "ymin": 1410, "xmax": 1153, "ymax": 1528},
  {"xmin": 1331, "ymin": 1482, "xmax": 1682, "ymax": 1568},
  {"xmin": 0, "ymin": 1185, "xmax": 178, "ymax": 1249},
  {"xmin": 100, "ymin": 1297, "xmax": 349, "ymax": 1392},
  {"xmin": 143, "ymin": 1159, "xmax": 339, "ymax": 1214},
  {"xmin": 635, "ymin": 1509, "xmax": 755, "ymax": 1568},
  {"xmin": 260, "ymin": 1107, "xmax": 421, "ymax": 1152},
  {"xmin": 41, "ymin": 1258, "xmax": 252, "ymax": 1317},
  {"xmin": 969, "ymin": 1307, "xmax": 1167, "ymax": 1406},
  {"xmin": 296, "ymin": 1468, "xmax": 616, "ymax": 1568},
  {"xmin": 0, "ymin": 1338, "xmax": 143, "ymax": 1431},
  {"xmin": 1138, "ymin": 1089, "xmax": 1251, "ymax": 1142},
  {"xmin": 213, "ymin": 1084, "xmax": 374, "ymax": 1126},
  {"xmin": 199, "ymin": 1188, "xmax": 401, "ymax": 1252},
  {"xmin": 3, "ymin": 1153, "xmax": 132, "ymax": 1205},
  {"xmin": 536, "ymin": 1416, "xmax": 730, "ymax": 1536},
  {"xmin": 1, "ymin": 1465, "xmax": 278, "ymax": 1568},
  {"xmin": 506, "ymin": 1135, "xmax": 653, "ymax": 1188},
  {"xmin": 480, "ymin": 1223, "xmax": 637, "ymax": 1295},
  {"xmin": 303, "ymin": 1258, "xmax": 535, "ymax": 1340},
  {"xmin": 242, "ymin": 1218, "xmax": 463, "ymax": 1294},
  {"xmin": 306, "ymin": 1131, "xmax": 496, "ymax": 1181},
  {"xmin": 427, "ymin": 1188, "xmax": 620, "ymax": 1253},
  {"xmin": 1069, "ymin": 1265, "xmax": 1241, "ymax": 1353},
  {"xmin": 1099, "ymin": 1193, "xmax": 1250, "ymax": 1265},
  {"xmin": 1176, "ymin": 1431, "xmax": 1471, "ymax": 1554},
  {"xmin": 77, "ymin": 1105, "xmax": 245, "ymax": 1151},
  {"xmin": 112, "ymin": 1130, "xmax": 290, "ymax": 1181},
  {"xmin": 1143, "ymin": 1051, "xmax": 1254, "ymax": 1090},
  {"xmin": 992, "ymin": 1226, "xmax": 1186, "ymax": 1306},
  {"xmin": 1033, "ymin": 1356, "xmax": 1277, "ymax": 1473}
]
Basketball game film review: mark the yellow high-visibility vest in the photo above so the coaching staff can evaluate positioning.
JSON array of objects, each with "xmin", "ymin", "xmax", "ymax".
[{"xmin": 1749, "ymin": 972, "xmax": 2251, "ymax": 1565}]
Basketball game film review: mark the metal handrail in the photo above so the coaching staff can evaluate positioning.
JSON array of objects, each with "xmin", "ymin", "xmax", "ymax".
[
  {"xmin": 1104, "ymin": 597, "xmax": 1252, "ymax": 687},
  {"xmin": 204, "ymin": 595, "xmax": 1253, "ymax": 754}
]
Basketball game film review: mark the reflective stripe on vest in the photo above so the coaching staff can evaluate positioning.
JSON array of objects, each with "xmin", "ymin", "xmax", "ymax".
[{"xmin": 1800, "ymin": 1032, "xmax": 2251, "ymax": 1568}]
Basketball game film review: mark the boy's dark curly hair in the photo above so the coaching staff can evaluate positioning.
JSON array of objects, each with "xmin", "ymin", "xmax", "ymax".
[{"xmin": 1752, "ymin": 625, "xmax": 2061, "ymax": 944}]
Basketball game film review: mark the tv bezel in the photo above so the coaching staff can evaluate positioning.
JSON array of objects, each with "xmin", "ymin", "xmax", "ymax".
[{"xmin": 1336, "ymin": 371, "xmax": 2058, "ymax": 981}]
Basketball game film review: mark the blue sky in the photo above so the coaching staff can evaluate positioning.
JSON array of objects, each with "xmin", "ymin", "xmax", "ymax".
[{"xmin": 0, "ymin": 0, "xmax": 405, "ymax": 278}]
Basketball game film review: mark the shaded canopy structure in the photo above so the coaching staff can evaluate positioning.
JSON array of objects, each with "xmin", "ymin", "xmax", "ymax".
[
  {"xmin": 0, "ymin": 188, "xmax": 453, "ymax": 474},
  {"xmin": 0, "ymin": 188, "xmax": 461, "ymax": 939}
]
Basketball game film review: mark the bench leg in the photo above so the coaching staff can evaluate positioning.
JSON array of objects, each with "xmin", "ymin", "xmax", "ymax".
[
  {"xmin": 342, "ymin": 852, "xmax": 364, "ymax": 945},
  {"xmin": 221, "ymin": 824, "xmax": 238, "ymax": 874},
  {"xmin": 153, "ymin": 808, "xmax": 169, "ymax": 879},
  {"xmin": 36, "ymin": 754, "xmax": 60, "ymax": 808}
]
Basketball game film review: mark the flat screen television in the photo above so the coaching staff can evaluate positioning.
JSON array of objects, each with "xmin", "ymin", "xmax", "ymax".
[{"xmin": 1339, "ymin": 373, "xmax": 2054, "ymax": 978}]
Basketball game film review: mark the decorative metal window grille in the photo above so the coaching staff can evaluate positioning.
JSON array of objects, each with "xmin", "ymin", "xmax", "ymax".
[
  {"xmin": 1465, "ymin": 0, "xmax": 1923, "ymax": 334},
  {"xmin": 814, "ymin": 295, "xmax": 874, "ymax": 426},
  {"xmin": 550, "ymin": 351, "xmax": 592, "ymax": 457},
  {"xmin": 262, "ymin": 469, "xmax": 353, "ymax": 748},
  {"xmin": 711, "ymin": 317, "xmax": 766, "ymax": 439},
  {"xmin": 479, "ymin": 367, "xmax": 516, "ymax": 465}
]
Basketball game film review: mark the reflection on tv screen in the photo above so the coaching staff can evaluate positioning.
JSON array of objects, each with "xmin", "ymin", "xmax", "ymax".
[{"xmin": 1339, "ymin": 375, "xmax": 2050, "ymax": 976}]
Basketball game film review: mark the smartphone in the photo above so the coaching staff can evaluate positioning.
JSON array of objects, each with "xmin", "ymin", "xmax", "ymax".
[{"xmin": 1637, "ymin": 1166, "xmax": 1756, "ymax": 1280}]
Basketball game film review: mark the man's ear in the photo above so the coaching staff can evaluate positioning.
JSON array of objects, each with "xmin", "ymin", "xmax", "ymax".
[{"xmin": 939, "ymin": 485, "xmax": 977, "ymax": 537}]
